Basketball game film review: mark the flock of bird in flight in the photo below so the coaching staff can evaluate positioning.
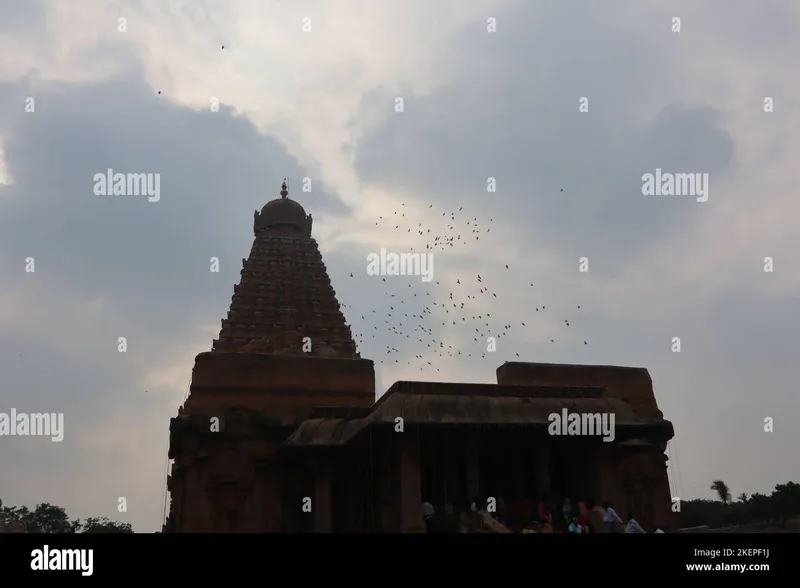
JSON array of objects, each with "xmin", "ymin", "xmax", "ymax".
[
  {"xmin": 339, "ymin": 200, "xmax": 587, "ymax": 376},
  {"xmin": 160, "ymin": 45, "xmax": 586, "ymax": 375}
]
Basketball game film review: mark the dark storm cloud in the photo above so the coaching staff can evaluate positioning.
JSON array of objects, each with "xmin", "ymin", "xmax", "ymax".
[
  {"xmin": 0, "ymin": 0, "xmax": 46, "ymax": 33},
  {"xmin": 0, "ymin": 62, "xmax": 355, "ymax": 529},
  {"xmin": 707, "ymin": 0, "xmax": 800, "ymax": 52},
  {"xmin": 345, "ymin": 0, "xmax": 799, "ymax": 502},
  {"xmin": 353, "ymin": 1, "xmax": 735, "ymax": 266},
  {"xmin": 0, "ymin": 67, "xmax": 353, "ymax": 334},
  {"xmin": 1, "ymin": 0, "xmax": 796, "ymax": 531}
]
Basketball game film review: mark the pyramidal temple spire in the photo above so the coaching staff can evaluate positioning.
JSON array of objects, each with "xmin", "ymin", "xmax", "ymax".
[{"xmin": 213, "ymin": 180, "xmax": 358, "ymax": 358}]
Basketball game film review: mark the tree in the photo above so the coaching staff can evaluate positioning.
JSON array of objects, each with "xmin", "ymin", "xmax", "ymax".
[
  {"xmin": 746, "ymin": 493, "xmax": 771, "ymax": 521},
  {"xmin": 1, "ymin": 503, "xmax": 80, "ymax": 533},
  {"xmin": 771, "ymin": 482, "xmax": 800, "ymax": 521},
  {"xmin": 81, "ymin": 517, "xmax": 133, "ymax": 533},
  {"xmin": 0, "ymin": 502, "xmax": 131, "ymax": 533},
  {"xmin": 710, "ymin": 480, "xmax": 731, "ymax": 505},
  {"xmin": 676, "ymin": 480, "xmax": 800, "ymax": 529}
]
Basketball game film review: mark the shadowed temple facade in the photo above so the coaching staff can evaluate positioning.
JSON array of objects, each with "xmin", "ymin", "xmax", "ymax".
[{"xmin": 163, "ymin": 182, "xmax": 675, "ymax": 533}]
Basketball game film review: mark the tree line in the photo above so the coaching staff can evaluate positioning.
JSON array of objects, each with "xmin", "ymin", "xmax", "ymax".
[
  {"xmin": 4, "ymin": 480, "xmax": 799, "ymax": 532},
  {"xmin": 675, "ymin": 480, "xmax": 800, "ymax": 529},
  {"xmin": 1, "ymin": 502, "xmax": 133, "ymax": 533}
]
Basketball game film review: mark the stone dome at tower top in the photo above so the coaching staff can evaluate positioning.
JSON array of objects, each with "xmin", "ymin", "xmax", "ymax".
[
  {"xmin": 260, "ymin": 196, "xmax": 307, "ymax": 225},
  {"xmin": 255, "ymin": 180, "xmax": 312, "ymax": 234}
]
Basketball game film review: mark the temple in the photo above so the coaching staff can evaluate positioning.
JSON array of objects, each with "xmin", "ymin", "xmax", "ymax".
[{"xmin": 163, "ymin": 181, "xmax": 675, "ymax": 533}]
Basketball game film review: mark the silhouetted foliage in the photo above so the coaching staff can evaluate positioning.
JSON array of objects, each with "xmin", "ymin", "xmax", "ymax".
[
  {"xmin": 81, "ymin": 516, "xmax": 134, "ymax": 533},
  {"xmin": 676, "ymin": 481, "xmax": 800, "ymax": 528},
  {"xmin": 709, "ymin": 480, "xmax": 731, "ymax": 505},
  {"xmin": 1, "ymin": 503, "xmax": 133, "ymax": 533}
]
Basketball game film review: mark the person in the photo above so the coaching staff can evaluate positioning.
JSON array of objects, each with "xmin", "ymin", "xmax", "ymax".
[
  {"xmin": 496, "ymin": 496, "xmax": 508, "ymax": 526},
  {"xmin": 589, "ymin": 500, "xmax": 605, "ymax": 533},
  {"xmin": 537, "ymin": 498, "xmax": 549, "ymax": 523},
  {"xmin": 443, "ymin": 503, "xmax": 457, "ymax": 533},
  {"xmin": 459, "ymin": 504, "xmax": 474, "ymax": 533},
  {"xmin": 471, "ymin": 494, "xmax": 485, "ymax": 514},
  {"xmin": 625, "ymin": 513, "xmax": 646, "ymax": 533},
  {"xmin": 522, "ymin": 520, "xmax": 540, "ymax": 533},
  {"xmin": 549, "ymin": 500, "xmax": 560, "ymax": 530},
  {"xmin": 422, "ymin": 502, "xmax": 435, "ymax": 533},
  {"xmin": 576, "ymin": 499, "xmax": 589, "ymax": 529},
  {"xmin": 562, "ymin": 498, "xmax": 573, "ymax": 526},
  {"xmin": 541, "ymin": 515, "xmax": 553, "ymax": 533},
  {"xmin": 602, "ymin": 502, "xmax": 623, "ymax": 533},
  {"xmin": 519, "ymin": 498, "xmax": 533, "ymax": 525},
  {"xmin": 568, "ymin": 516, "xmax": 583, "ymax": 534}
]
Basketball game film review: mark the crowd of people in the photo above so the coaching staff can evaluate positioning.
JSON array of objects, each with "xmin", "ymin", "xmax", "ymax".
[{"xmin": 421, "ymin": 495, "xmax": 665, "ymax": 533}]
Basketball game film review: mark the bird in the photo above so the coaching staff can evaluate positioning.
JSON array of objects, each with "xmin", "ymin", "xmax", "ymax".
[{"xmin": 343, "ymin": 202, "xmax": 587, "ymax": 373}]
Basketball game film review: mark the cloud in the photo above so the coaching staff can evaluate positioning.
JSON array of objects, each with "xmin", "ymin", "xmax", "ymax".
[
  {"xmin": 354, "ymin": 6, "xmax": 737, "ymax": 269},
  {"xmin": 0, "ymin": 63, "xmax": 356, "ymax": 530},
  {"xmin": 351, "ymin": 0, "xmax": 800, "ymax": 503},
  {"xmin": 0, "ymin": 0, "xmax": 46, "ymax": 33},
  {"xmin": 1, "ymin": 0, "xmax": 798, "ymax": 531}
]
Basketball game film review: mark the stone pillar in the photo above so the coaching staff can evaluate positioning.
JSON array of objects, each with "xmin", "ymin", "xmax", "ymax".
[
  {"xmin": 653, "ymin": 449, "xmax": 674, "ymax": 530},
  {"xmin": 444, "ymin": 444, "xmax": 461, "ymax": 505},
  {"xmin": 263, "ymin": 460, "xmax": 283, "ymax": 532},
  {"xmin": 377, "ymin": 460, "xmax": 396, "ymax": 532},
  {"xmin": 209, "ymin": 482, "xmax": 239, "ymax": 532},
  {"xmin": 313, "ymin": 457, "xmax": 333, "ymax": 533},
  {"xmin": 533, "ymin": 439, "xmax": 550, "ymax": 499},
  {"xmin": 465, "ymin": 439, "xmax": 481, "ymax": 502},
  {"xmin": 593, "ymin": 445, "xmax": 617, "ymax": 504},
  {"xmin": 398, "ymin": 436, "xmax": 425, "ymax": 533}
]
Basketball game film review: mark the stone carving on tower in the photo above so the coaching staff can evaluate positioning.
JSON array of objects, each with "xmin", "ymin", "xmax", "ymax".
[{"xmin": 213, "ymin": 179, "xmax": 359, "ymax": 358}]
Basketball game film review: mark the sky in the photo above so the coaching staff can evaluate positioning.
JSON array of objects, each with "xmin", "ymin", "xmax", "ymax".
[{"xmin": 0, "ymin": 0, "xmax": 798, "ymax": 532}]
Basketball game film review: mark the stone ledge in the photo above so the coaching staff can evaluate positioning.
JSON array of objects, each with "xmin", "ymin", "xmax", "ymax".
[
  {"xmin": 497, "ymin": 361, "xmax": 652, "ymax": 385},
  {"xmin": 191, "ymin": 351, "xmax": 375, "ymax": 395}
]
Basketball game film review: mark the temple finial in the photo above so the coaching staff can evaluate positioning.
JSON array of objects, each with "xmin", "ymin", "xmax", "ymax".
[{"xmin": 280, "ymin": 178, "xmax": 288, "ymax": 199}]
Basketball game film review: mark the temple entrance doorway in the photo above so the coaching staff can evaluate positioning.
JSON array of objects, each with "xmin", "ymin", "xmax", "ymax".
[
  {"xmin": 549, "ymin": 439, "xmax": 593, "ymax": 502},
  {"xmin": 479, "ymin": 434, "xmax": 539, "ymax": 505},
  {"xmin": 281, "ymin": 456, "xmax": 314, "ymax": 533},
  {"xmin": 420, "ymin": 430, "xmax": 467, "ymax": 511}
]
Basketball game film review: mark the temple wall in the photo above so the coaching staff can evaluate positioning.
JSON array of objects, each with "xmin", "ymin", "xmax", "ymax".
[
  {"xmin": 496, "ymin": 362, "xmax": 664, "ymax": 420},
  {"xmin": 649, "ymin": 451, "xmax": 674, "ymax": 529},
  {"xmin": 186, "ymin": 352, "xmax": 375, "ymax": 423},
  {"xmin": 600, "ymin": 445, "xmax": 673, "ymax": 531},
  {"xmin": 192, "ymin": 352, "xmax": 375, "ymax": 395},
  {"xmin": 495, "ymin": 363, "xmax": 675, "ymax": 530},
  {"xmin": 175, "ymin": 460, "xmax": 213, "ymax": 532},
  {"xmin": 186, "ymin": 390, "xmax": 366, "ymax": 427},
  {"xmin": 168, "ymin": 351, "xmax": 375, "ymax": 533},
  {"xmin": 167, "ymin": 408, "xmax": 286, "ymax": 532},
  {"xmin": 174, "ymin": 455, "xmax": 283, "ymax": 532}
]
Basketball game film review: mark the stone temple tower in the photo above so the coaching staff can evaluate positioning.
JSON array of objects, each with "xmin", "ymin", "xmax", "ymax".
[{"xmin": 163, "ymin": 180, "xmax": 375, "ymax": 532}]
